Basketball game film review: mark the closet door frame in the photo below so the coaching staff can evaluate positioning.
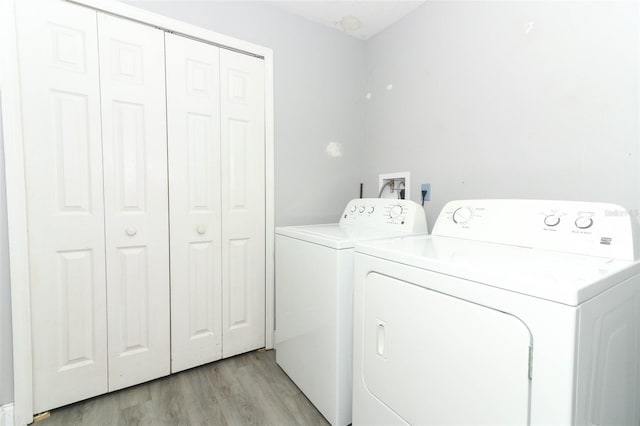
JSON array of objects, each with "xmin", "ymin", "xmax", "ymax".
[{"xmin": 1, "ymin": 0, "xmax": 274, "ymax": 423}]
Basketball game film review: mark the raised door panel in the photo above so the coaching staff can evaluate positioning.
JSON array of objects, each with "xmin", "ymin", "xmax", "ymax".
[
  {"xmin": 220, "ymin": 50, "xmax": 265, "ymax": 358},
  {"xmin": 362, "ymin": 273, "xmax": 531, "ymax": 425},
  {"xmin": 165, "ymin": 33, "xmax": 223, "ymax": 373},
  {"xmin": 14, "ymin": 1, "xmax": 108, "ymax": 412},
  {"xmin": 97, "ymin": 13, "xmax": 170, "ymax": 391}
]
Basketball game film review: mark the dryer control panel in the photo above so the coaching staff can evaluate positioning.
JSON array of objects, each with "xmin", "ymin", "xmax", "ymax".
[
  {"xmin": 340, "ymin": 198, "xmax": 427, "ymax": 233},
  {"xmin": 433, "ymin": 199, "xmax": 636, "ymax": 261}
]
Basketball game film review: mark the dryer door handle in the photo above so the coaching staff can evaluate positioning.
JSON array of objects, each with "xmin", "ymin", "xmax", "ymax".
[{"xmin": 377, "ymin": 321, "xmax": 386, "ymax": 357}]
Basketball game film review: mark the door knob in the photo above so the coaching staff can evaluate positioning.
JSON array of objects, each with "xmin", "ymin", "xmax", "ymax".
[
  {"xmin": 125, "ymin": 228, "xmax": 137, "ymax": 236},
  {"xmin": 197, "ymin": 225, "xmax": 206, "ymax": 235}
]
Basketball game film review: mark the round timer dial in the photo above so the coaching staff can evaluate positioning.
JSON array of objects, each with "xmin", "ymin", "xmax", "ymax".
[
  {"xmin": 575, "ymin": 216, "xmax": 594, "ymax": 230},
  {"xmin": 452, "ymin": 207, "xmax": 473, "ymax": 224},
  {"xmin": 544, "ymin": 214, "xmax": 561, "ymax": 227},
  {"xmin": 389, "ymin": 205, "xmax": 403, "ymax": 219}
]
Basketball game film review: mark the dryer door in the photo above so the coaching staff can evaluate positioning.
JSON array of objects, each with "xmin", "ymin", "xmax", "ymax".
[{"xmin": 362, "ymin": 272, "xmax": 532, "ymax": 425}]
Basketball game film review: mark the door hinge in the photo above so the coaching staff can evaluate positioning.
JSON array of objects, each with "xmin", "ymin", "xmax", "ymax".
[{"xmin": 528, "ymin": 344, "xmax": 533, "ymax": 380}]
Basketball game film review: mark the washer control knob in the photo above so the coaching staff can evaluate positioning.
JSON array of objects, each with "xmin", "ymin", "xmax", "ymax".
[
  {"xmin": 575, "ymin": 216, "xmax": 594, "ymax": 230},
  {"xmin": 358, "ymin": 205, "xmax": 366, "ymax": 213},
  {"xmin": 349, "ymin": 205, "xmax": 357, "ymax": 213},
  {"xmin": 389, "ymin": 205, "xmax": 403, "ymax": 219},
  {"xmin": 452, "ymin": 207, "xmax": 473, "ymax": 224},
  {"xmin": 367, "ymin": 205, "xmax": 375, "ymax": 214},
  {"xmin": 544, "ymin": 214, "xmax": 561, "ymax": 227}
]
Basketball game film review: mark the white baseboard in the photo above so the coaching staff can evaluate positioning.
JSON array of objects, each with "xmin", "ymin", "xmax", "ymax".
[{"xmin": 0, "ymin": 403, "xmax": 13, "ymax": 426}]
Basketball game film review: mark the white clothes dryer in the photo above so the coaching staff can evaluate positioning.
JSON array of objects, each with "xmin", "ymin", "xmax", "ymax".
[
  {"xmin": 275, "ymin": 198, "xmax": 427, "ymax": 426},
  {"xmin": 352, "ymin": 199, "xmax": 640, "ymax": 426}
]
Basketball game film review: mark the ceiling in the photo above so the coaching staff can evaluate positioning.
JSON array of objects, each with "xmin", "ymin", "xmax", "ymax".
[{"xmin": 272, "ymin": 1, "xmax": 426, "ymax": 40}]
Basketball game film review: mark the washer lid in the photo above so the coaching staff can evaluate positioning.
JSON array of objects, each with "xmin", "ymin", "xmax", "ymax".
[
  {"xmin": 355, "ymin": 235, "xmax": 640, "ymax": 306},
  {"xmin": 276, "ymin": 223, "xmax": 416, "ymax": 249}
]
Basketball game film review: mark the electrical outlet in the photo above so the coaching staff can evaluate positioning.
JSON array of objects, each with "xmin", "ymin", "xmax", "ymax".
[
  {"xmin": 379, "ymin": 172, "xmax": 410, "ymax": 199},
  {"xmin": 421, "ymin": 183, "xmax": 431, "ymax": 202}
]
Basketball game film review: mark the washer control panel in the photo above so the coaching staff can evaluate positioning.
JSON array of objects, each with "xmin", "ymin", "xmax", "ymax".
[
  {"xmin": 433, "ymin": 199, "xmax": 635, "ymax": 260},
  {"xmin": 340, "ymin": 198, "xmax": 427, "ymax": 233}
]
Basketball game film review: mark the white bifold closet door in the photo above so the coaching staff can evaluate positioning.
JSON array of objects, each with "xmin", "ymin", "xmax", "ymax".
[
  {"xmin": 220, "ymin": 50, "xmax": 266, "ymax": 358},
  {"xmin": 167, "ymin": 34, "xmax": 266, "ymax": 369},
  {"xmin": 165, "ymin": 34, "xmax": 223, "ymax": 373},
  {"xmin": 97, "ymin": 13, "xmax": 170, "ymax": 390},
  {"xmin": 14, "ymin": 1, "xmax": 108, "ymax": 413},
  {"xmin": 15, "ymin": 0, "xmax": 264, "ymax": 411}
]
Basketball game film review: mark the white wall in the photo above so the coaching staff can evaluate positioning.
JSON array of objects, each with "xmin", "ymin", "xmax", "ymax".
[
  {"xmin": 0, "ymin": 95, "xmax": 14, "ymax": 405},
  {"xmin": 363, "ymin": 0, "xmax": 640, "ymax": 230},
  {"xmin": 129, "ymin": 1, "xmax": 367, "ymax": 226}
]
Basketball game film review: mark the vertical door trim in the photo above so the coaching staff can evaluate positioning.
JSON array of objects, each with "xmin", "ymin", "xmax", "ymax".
[
  {"xmin": 0, "ymin": 0, "xmax": 33, "ymax": 423},
  {"xmin": 263, "ymin": 51, "xmax": 275, "ymax": 350},
  {"xmin": 2, "ymin": 0, "xmax": 275, "ymax": 421}
]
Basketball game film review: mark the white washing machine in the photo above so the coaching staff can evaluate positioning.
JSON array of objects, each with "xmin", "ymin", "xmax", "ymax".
[
  {"xmin": 353, "ymin": 199, "xmax": 640, "ymax": 426},
  {"xmin": 275, "ymin": 198, "xmax": 427, "ymax": 426}
]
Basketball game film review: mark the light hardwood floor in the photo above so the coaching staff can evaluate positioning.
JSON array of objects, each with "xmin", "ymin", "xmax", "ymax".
[{"xmin": 40, "ymin": 350, "xmax": 330, "ymax": 426}]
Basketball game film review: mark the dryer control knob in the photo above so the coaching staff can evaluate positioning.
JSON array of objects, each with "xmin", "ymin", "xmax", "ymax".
[
  {"xmin": 367, "ymin": 205, "xmax": 375, "ymax": 214},
  {"xmin": 452, "ymin": 207, "xmax": 473, "ymax": 224},
  {"xmin": 575, "ymin": 216, "xmax": 594, "ymax": 230},
  {"xmin": 349, "ymin": 205, "xmax": 357, "ymax": 213},
  {"xmin": 389, "ymin": 205, "xmax": 403, "ymax": 219},
  {"xmin": 544, "ymin": 215, "xmax": 561, "ymax": 227},
  {"xmin": 358, "ymin": 205, "xmax": 366, "ymax": 213}
]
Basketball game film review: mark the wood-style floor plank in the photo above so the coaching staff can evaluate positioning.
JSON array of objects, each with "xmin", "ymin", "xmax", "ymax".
[{"xmin": 40, "ymin": 350, "xmax": 330, "ymax": 426}]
